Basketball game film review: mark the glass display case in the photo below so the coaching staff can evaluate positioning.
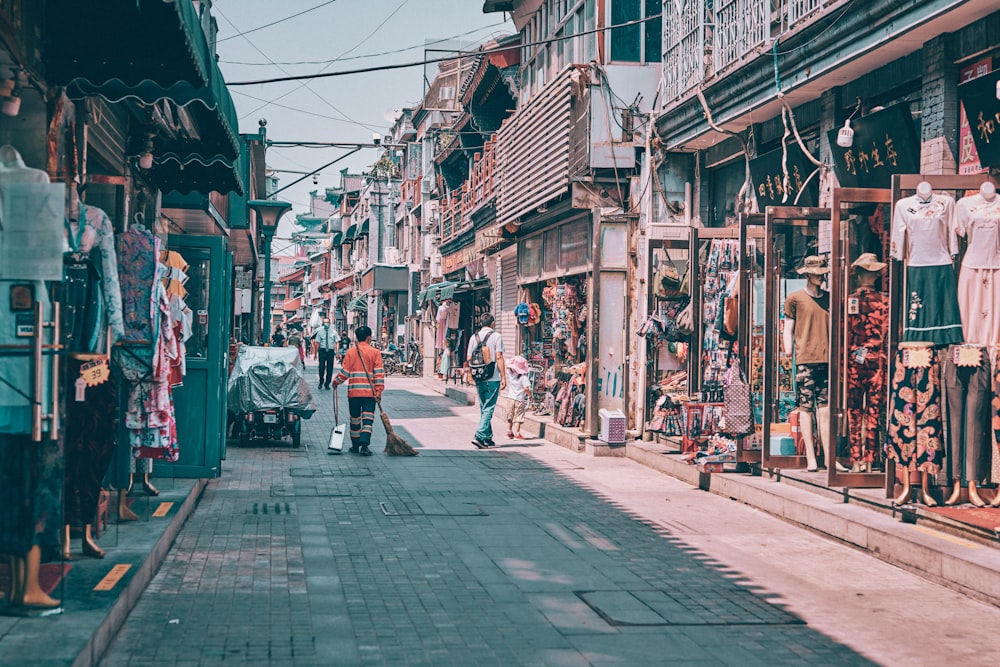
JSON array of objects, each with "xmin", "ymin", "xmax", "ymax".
[
  {"xmin": 761, "ymin": 206, "xmax": 832, "ymax": 471},
  {"xmin": 738, "ymin": 214, "xmax": 765, "ymax": 464},
  {"xmin": 827, "ymin": 188, "xmax": 893, "ymax": 488}
]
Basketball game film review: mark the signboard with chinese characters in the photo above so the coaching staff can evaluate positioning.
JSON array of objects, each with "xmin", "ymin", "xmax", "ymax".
[
  {"xmin": 749, "ymin": 142, "xmax": 819, "ymax": 208},
  {"xmin": 958, "ymin": 69, "xmax": 1000, "ymax": 170},
  {"xmin": 958, "ymin": 59, "xmax": 992, "ymax": 175},
  {"xmin": 827, "ymin": 104, "xmax": 920, "ymax": 189}
]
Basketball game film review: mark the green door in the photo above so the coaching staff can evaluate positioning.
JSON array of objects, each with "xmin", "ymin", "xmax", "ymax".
[{"xmin": 159, "ymin": 234, "xmax": 230, "ymax": 478}]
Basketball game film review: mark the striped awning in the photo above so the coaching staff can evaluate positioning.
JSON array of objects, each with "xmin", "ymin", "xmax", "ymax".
[{"xmin": 348, "ymin": 296, "xmax": 368, "ymax": 312}]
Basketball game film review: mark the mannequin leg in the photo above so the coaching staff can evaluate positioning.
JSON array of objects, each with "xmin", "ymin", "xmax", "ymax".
[
  {"xmin": 141, "ymin": 473, "xmax": 159, "ymax": 497},
  {"xmin": 919, "ymin": 471, "xmax": 938, "ymax": 507},
  {"xmin": 18, "ymin": 546, "xmax": 59, "ymax": 608},
  {"xmin": 118, "ymin": 474, "xmax": 138, "ymax": 521},
  {"xmin": 799, "ymin": 410, "xmax": 819, "ymax": 471},
  {"xmin": 82, "ymin": 525, "xmax": 105, "ymax": 558},
  {"xmin": 944, "ymin": 480, "xmax": 962, "ymax": 506},
  {"xmin": 817, "ymin": 405, "xmax": 849, "ymax": 472},
  {"xmin": 967, "ymin": 481, "xmax": 986, "ymax": 507},
  {"xmin": 893, "ymin": 471, "xmax": 912, "ymax": 505}
]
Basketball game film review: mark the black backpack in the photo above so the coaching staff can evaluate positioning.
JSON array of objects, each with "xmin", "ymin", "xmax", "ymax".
[{"xmin": 468, "ymin": 332, "xmax": 496, "ymax": 382}]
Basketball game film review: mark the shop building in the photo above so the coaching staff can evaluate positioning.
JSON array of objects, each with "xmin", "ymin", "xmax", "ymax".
[{"xmin": 643, "ymin": 2, "xmax": 1000, "ymax": 522}]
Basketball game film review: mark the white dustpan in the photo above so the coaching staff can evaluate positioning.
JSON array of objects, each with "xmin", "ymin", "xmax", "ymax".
[{"xmin": 328, "ymin": 386, "xmax": 346, "ymax": 454}]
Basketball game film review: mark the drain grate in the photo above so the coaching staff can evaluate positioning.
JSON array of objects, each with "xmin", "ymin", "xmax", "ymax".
[
  {"xmin": 289, "ymin": 467, "xmax": 373, "ymax": 477},
  {"xmin": 249, "ymin": 501, "xmax": 294, "ymax": 515},
  {"xmin": 379, "ymin": 499, "xmax": 488, "ymax": 517},
  {"xmin": 577, "ymin": 590, "xmax": 803, "ymax": 627}
]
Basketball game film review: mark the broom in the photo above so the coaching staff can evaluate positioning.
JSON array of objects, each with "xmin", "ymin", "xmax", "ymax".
[{"xmin": 357, "ymin": 346, "xmax": 419, "ymax": 456}]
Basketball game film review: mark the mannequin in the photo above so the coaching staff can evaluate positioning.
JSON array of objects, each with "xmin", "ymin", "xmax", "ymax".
[
  {"xmin": 845, "ymin": 253, "xmax": 889, "ymax": 472},
  {"xmin": 887, "ymin": 341, "xmax": 941, "ymax": 506},
  {"xmin": 782, "ymin": 256, "xmax": 839, "ymax": 472},
  {"xmin": 63, "ymin": 184, "xmax": 125, "ymax": 556},
  {"xmin": 890, "ymin": 184, "xmax": 962, "ymax": 346},
  {"xmin": 954, "ymin": 180, "xmax": 1000, "ymax": 349},
  {"xmin": 0, "ymin": 146, "xmax": 61, "ymax": 609}
]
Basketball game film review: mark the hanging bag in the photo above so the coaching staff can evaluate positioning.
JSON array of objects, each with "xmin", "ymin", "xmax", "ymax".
[{"xmin": 723, "ymin": 357, "xmax": 754, "ymax": 437}]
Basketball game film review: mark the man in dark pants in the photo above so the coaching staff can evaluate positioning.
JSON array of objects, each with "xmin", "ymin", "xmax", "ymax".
[
  {"xmin": 312, "ymin": 317, "xmax": 339, "ymax": 389},
  {"xmin": 332, "ymin": 326, "xmax": 384, "ymax": 456}
]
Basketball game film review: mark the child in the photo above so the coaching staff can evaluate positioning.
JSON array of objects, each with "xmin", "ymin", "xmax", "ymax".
[
  {"xmin": 440, "ymin": 340, "xmax": 452, "ymax": 381},
  {"xmin": 505, "ymin": 355, "xmax": 532, "ymax": 439}
]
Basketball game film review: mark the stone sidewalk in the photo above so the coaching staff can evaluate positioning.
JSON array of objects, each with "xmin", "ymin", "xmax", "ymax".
[{"xmin": 96, "ymin": 376, "xmax": 1000, "ymax": 666}]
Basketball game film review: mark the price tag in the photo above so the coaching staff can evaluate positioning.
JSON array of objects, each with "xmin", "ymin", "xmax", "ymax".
[
  {"xmin": 852, "ymin": 347, "xmax": 868, "ymax": 364},
  {"xmin": 847, "ymin": 296, "xmax": 860, "ymax": 315},
  {"xmin": 901, "ymin": 347, "xmax": 933, "ymax": 369},
  {"xmin": 79, "ymin": 357, "xmax": 110, "ymax": 386},
  {"xmin": 954, "ymin": 344, "xmax": 983, "ymax": 368},
  {"xmin": 197, "ymin": 310, "xmax": 208, "ymax": 326},
  {"xmin": 74, "ymin": 377, "xmax": 87, "ymax": 402}
]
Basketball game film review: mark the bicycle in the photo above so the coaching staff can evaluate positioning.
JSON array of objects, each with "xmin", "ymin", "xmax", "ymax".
[{"xmin": 401, "ymin": 340, "xmax": 423, "ymax": 376}]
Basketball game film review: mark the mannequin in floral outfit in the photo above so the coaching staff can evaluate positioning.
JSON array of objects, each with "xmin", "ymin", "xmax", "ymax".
[{"xmin": 845, "ymin": 254, "xmax": 889, "ymax": 471}]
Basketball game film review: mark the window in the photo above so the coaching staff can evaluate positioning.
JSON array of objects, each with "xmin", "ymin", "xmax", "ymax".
[{"xmin": 609, "ymin": 0, "xmax": 661, "ymax": 63}]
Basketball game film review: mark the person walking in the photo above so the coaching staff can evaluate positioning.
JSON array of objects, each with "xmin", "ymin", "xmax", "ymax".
[
  {"xmin": 286, "ymin": 329, "xmax": 304, "ymax": 363},
  {"xmin": 466, "ymin": 313, "xmax": 506, "ymax": 448},
  {"xmin": 270, "ymin": 325, "xmax": 285, "ymax": 348},
  {"xmin": 331, "ymin": 326, "xmax": 384, "ymax": 456},
  {"xmin": 312, "ymin": 318, "xmax": 339, "ymax": 389},
  {"xmin": 504, "ymin": 355, "xmax": 531, "ymax": 440}
]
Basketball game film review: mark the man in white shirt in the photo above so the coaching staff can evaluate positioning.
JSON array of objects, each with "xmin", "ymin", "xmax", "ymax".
[
  {"xmin": 466, "ymin": 312, "xmax": 506, "ymax": 448},
  {"xmin": 312, "ymin": 318, "xmax": 339, "ymax": 389}
]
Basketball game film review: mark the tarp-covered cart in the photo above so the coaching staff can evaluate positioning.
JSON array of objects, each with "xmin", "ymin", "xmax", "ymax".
[{"xmin": 228, "ymin": 345, "xmax": 316, "ymax": 447}]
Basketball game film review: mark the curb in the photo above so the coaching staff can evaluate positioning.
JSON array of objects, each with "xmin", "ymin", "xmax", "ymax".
[{"xmin": 73, "ymin": 478, "xmax": 208, "ymax": 667}]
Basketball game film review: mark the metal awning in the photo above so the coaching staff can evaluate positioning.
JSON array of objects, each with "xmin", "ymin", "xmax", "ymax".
[
  {"xmin": 420, "ymin": 277, "xmax": 491, "ymax": 303},
  {"xmin": 278, "ymin": 267, "xmax": 306, "ymax": 283},
  {"xmin": 46, "ymin": 0, "xmax": 209, "ymax": 88},
  {"xmin": 348, "ymin": 296, "xmax": 368, "ymax": 312},
  {"xmin": 357, "ymin": 220, "xmax": 370, "ymax": 237},
  {"xmin": 283, "ymin": 296, "xmax": 302, "ymax": 312},
  {"xmin": 343, "ymin": 224, "xmax": 358, "ymax": 242}
]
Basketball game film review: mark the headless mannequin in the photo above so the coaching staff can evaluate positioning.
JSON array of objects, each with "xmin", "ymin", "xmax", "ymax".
[
  {"xmin": 848, "ymin": 266, "xmax": 884, "ymax": 472},
  {"xmin": 782, "ymin": 272, "xmax": 841, "ymax": 472},
  {"xmin": 892, "ymin": 341, "xmax": 938, "ymax": 506},
  {"xmin": 916, "ymin": 180, "xmax": 933, "ymax": 202},
  {"xmin": 985, "ymin": 181, "xmax": 1000, "ymax": 507}
]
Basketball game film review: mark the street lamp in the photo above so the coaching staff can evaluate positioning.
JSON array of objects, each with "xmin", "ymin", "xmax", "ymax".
[{"xmin": 249, "ymin": 199, "xmax": 292, "ymax": 343}]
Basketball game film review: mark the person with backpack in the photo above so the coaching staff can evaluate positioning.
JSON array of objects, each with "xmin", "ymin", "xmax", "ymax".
[{"xmin": 466, "ymin": 312, "xmax": 506, "ymax": 448}]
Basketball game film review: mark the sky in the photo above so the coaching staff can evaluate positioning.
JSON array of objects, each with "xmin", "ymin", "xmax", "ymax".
[{"xmin": 215, "ymin": 0, "xmax": 515, "ymax": 250}]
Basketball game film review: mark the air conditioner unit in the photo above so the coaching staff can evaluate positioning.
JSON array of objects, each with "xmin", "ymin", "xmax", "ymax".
[{"xmin": 430, "ymin": 253, "xmax": 443, "ymax": 279}]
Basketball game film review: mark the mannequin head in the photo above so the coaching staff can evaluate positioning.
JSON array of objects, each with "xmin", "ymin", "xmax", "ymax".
[
  {"xmin": 851, "ymin": 252, "xmax": 886, "ymax": 287},
  {"xmin": 795, "ymin": 255, "xmax": 830, "ymax": 292},
  {"xmin": 981, "ymin": 181, "xmax": 997, "ymax": 202},
  {"xmin": 916, "ymin": 181, "xmax": 933, "ymax": 201}
]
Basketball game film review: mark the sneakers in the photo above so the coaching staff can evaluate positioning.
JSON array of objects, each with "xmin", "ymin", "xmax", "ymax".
[
  {"xmin": 472, "ymin": 437, "xmax": 497, "ymax": 449},
  {"xmin": 505, "ymin": 431, "xmax": 515, "ymax": 439}
]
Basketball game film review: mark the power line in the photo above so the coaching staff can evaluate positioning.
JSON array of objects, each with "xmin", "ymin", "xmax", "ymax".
[
  {"xmin": 230, "ymin": 88, "xmax": 379, "ymax": 129},
  {"xmin": 219, "ymin": 21, "xmax": 509, "ymax": 66},
  {"xmin": 215, "ymin": 0, "xmax": 339, "ymax": 44},
  {"xmin": 270, "ymin": 148, "xmax": 364, "ymax": 197},
  {"xmin": 227, "ymin": 14, "xmax": 661, "ymax": 86}
]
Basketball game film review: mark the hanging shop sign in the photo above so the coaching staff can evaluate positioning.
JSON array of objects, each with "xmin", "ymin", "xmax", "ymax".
[
  {"xmin": 958, "ymin": 68, "xmax": 1000, "ymax": 170},
  {"xmin": 827, "ymin": 103, "xmax": 920, "ymax": 189},
  {"xmin": 749, "ymin": 142, "xmax": 819, "ymax": 208},
  {"xmin": 958, "ymin": 59, "xmax": 992, "ymax": 175}
]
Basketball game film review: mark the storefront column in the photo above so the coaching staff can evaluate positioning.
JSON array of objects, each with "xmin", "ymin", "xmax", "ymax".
[
  {"xmin": 592, "ymin": 210, "xmax": 629, "ymax": 433},
  {"xmin": 921, "ymin": 33, "xmax": 959, "ymax": 174}
]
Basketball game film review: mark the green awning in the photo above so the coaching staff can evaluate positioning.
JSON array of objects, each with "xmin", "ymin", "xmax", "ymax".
[
  {"xmin": 46, "ymin": 0, "xmax": 209, "ymax": 88},
  {"xmin": 358, "ymin": 220, "xmax": 370, "ymax": 236},
  {"xmin": 348, "ymin": 296, "xmax": 368, "ymax": 312},
  {"xmin": 330, "ymin": 231, "xmax": 344, "ymax": 246},
  {"xmin": 344, "ymin": 224, "xmax": 358, "ymax": 242},
  {"xmin": 439, "ymin": 284, "xmax": 457, "ymax": 300}
]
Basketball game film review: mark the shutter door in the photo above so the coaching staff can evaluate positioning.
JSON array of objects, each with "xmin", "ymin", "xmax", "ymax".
[{"xmin": 498, "ymin": 253, "xmax": 519, "ymax": 357}]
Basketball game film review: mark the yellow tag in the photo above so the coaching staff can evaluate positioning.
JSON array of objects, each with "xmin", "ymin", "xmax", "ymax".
[
  {"xmin": 151, "ymin": 502, "xmax": 173, "ymax": 518},
  {"xmin": 954, "ymin": 345, "xmax": 984, "ymax": 368},
  {"xmin": 79, "ymin": 357, "xmax": 110, "ymax": 387},
  {"xmin": 902, "ymin": 347, "xmax": 933, "ymax": 369},
  {"xmin": 94, "ymin": 564, "xmax": 131, "ymax": 591}
]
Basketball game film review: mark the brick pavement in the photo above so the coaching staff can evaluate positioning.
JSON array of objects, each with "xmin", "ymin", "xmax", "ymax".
[{"xmin": 98, "ymin": 371, "xmax": 877, "ymax": 667}]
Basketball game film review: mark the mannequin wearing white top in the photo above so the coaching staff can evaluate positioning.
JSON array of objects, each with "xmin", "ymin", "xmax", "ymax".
[
  {"xmin": 955, "ymin": 181, "xmax": 1000, "ymax": 349},
  {"xmin": 889, "ymin": 182, "xmax": 963, "ymax": 346}
]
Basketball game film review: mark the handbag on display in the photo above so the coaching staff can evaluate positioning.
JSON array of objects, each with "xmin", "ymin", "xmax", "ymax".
[
  {"xmin": 675, "ymin": 301, "xmax": 694, "ymax": 337},
  {"xmin": 722, "ymin": 358, "xmax": 754, "ymax": 437}
]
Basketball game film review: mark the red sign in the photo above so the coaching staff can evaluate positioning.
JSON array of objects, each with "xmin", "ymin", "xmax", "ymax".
[{"xmin": 959, "ymin": 59, "xmax": 992, "ymax": 175}]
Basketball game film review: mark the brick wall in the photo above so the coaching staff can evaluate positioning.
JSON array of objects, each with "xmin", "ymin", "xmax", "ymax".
[{"xmin": 920, "ymin": 34, "xmax": 959, "ymax": 174}]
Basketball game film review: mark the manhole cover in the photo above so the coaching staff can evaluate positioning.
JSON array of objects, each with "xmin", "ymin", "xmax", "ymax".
[
  {"xmin": 379, "ymin": 500, "xmax": 488, "ymax": 517},
  {"xmin": 290, "ymin": 467, "xmax": 373, "ymax": 477},
  {"xmin": 270, "ymin": 485, "xmax": 353, "ymax": 498},
  {"xmin": 577, "ymin": 590, "xmax": 803, "ymax": 627}
]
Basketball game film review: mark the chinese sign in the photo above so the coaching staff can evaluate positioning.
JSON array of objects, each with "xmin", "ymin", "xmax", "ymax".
[
  {"xmin": 958, "ymin": 68, "xmax": 1000, "ymax": 171},
  {"xmin": 958, "ymin": 59, "xmax": 992, "ymax": 175},
  {"xmin": 749, "ymin": 142, "xmax": 819, "ymax": 208},
  {"xmin": 827, "ymin": 103, "xmax": 920, "ymax": 189}
]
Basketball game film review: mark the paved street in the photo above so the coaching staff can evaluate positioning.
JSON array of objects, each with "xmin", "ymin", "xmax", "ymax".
[{"xmin": 100, "ymin": 374, "xmax": 1000, "ymax": 666}]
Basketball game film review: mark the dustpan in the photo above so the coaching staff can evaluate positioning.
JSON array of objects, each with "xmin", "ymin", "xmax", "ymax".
[{"xmin": 328, "ymin": 386, "xmax": 346, "ymax": 454}]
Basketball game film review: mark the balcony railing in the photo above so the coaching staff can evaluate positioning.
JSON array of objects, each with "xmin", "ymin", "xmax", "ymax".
[
  {"xmin": 714, "ymin": 0, "xmax": 770, "ymax": 74},
  {"xmin": 662, "ymin": 0, "xmax": 844, "ymax": 102}
]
